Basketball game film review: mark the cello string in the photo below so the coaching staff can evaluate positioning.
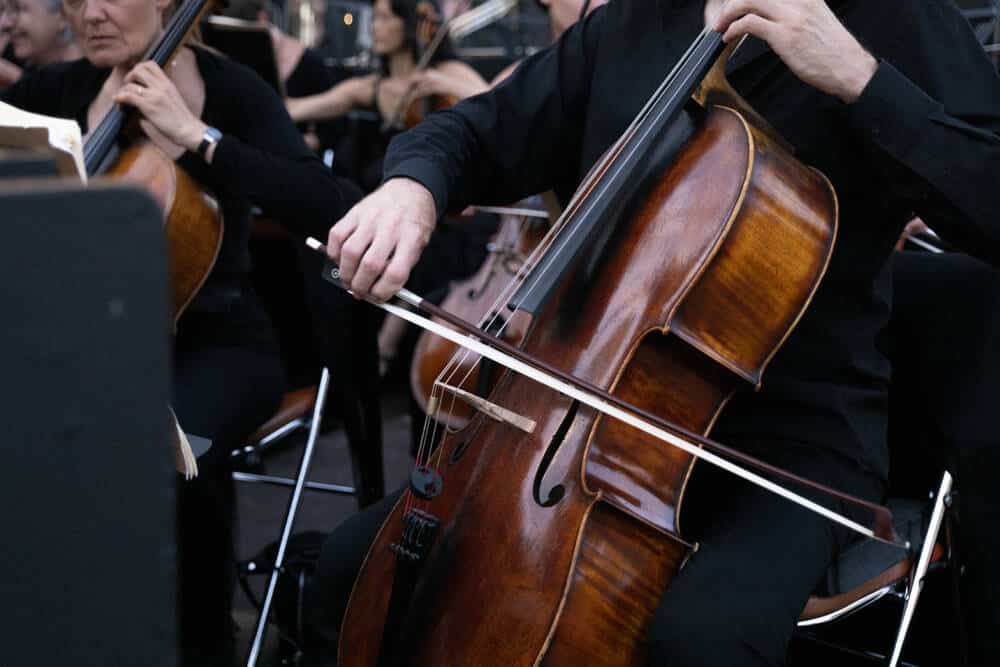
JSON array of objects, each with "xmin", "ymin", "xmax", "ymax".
[{"xmin": 414, "ymin": 27, "xmax": 725, "ymax": 479}]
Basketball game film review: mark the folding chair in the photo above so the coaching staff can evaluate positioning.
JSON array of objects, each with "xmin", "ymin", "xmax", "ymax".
[{"xmin": 797, "ymin": 471, "xmax": 954, "ymax": 666}]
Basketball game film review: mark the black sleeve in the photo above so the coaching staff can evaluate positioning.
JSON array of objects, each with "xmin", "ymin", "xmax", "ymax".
[
  {"xmin": 846, "ymin": 0, "xmax": 1000, "ymax": 264},
  {"xmin": 206, "ymin": 59, "xmax": 351, "ymax": 236},
  {"xmin": 285, "ymin": 48, "xmax": 333, "ymax": 98},
  {"xmin": 380, "ymin": 5, "xmax": 606, "ymax": 214},
  {"xmin": 1, "ymin": 67, "xmax": 60, "ymax": 114}
]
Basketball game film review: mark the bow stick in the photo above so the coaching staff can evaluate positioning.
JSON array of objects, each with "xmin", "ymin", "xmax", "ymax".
[{"xmin": 306, "ymin": 237, "xmax": 906, "ymax": 549}]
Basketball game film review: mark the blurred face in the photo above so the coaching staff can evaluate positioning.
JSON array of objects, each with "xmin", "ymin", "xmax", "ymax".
[
  {"xmin": 11, "ymin": 0, "xmax": 69, "ymax": 64},
  {"xmin": 371, "ymin": 0, "xmax": 404, "ymax": 56},
  {"xmin": 63, "ymin": 0, "xmax": 168, "ymax": 68},
  {"xmin": 0, "ymin": 0, "xmax": 17, "ymax": 41}
]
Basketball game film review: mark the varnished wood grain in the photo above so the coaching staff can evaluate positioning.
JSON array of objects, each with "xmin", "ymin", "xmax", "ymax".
[
  {"xmin": 340, "ymin": 106, "xmax": 837, "ymax": 667},
  {"xmin": 106, "ymin": 143, "xmax": 223, "ymax": 322}
]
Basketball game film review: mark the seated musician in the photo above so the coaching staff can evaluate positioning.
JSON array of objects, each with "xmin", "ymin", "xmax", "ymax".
[
  {"xmin": 285, "ymin": 0, "xmax": 487, "ymax": 191},
  {"xmin": 5, "ymin": 0, "xmax": 81, "ymax": 76},
  {"xmin": 0, "ymin": 0, "xmax": 23, "ymax": 86},
  {"xmin": 221, "ymin": 0, "xmax": 344, "ymax": 152},
  {"xmin": 308, "ymin": 0, "xmax": 1000, "ymax": 665},
  {"xmin": 290, "ymin": 0, "xmax": 494, "ymax": 375},
  {"xmin": 0, "ymin": 0, "xmax": 355, "ymax": 662}
]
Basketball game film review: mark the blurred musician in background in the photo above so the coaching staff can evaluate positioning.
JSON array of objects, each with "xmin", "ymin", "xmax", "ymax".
[
  {"xmin": 221, "ymin": 0, "xmax": 345, "ymax": 152},
  {"xmin": 0, "ymin": 0, "xmax": 354, "ymax": 662},
  {"xmin": 7, "ymin": 0, "xmax": 81, "ymax": 68},
  {"xmin": 0, "ymin": 0, "xmax": 23, "ymax": 85},
  {"xmin": 286, "ymin": 0, "xmax": 487, "ymax": 191},
  {"xmin": 289, "ymin": 0, "xmax": 492, "ymax": 376}
]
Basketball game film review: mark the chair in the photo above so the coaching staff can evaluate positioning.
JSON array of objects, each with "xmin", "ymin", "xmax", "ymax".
[
  {"xmin": 796, "ymin": 471, "xmax": 954, "ymax": 667},
  {"xmin": 795, "ymin": 249, "xmax": 1000, "ymax": 665},
  {"xmin": 234, "ymin": 203, "xmax": 385, "ymax": 665},
  {"xmin": 234, "ymin": 368, "xmax": 340, "ymax": 667}
]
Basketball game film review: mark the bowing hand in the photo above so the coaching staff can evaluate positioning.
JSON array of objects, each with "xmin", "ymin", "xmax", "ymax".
[
  {"xmin": 113, "ymin": 61, "xmax": 206, "ymax": 154},
  {"xmin": 712, "ymin": 0, "xmax": 877, "ymax": 104},
  {"xmin": 407, "ymin": 69, "xmax": 452, "ymax": 100},
  {"xmin": 327, "ymin": 177, "xmax": 438, "ymax": 302}
]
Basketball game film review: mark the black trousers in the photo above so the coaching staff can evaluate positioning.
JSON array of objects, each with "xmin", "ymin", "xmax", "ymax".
[
  {"xmin": 304, "ymin": 442, "xmax": 880, "ymax": 666},
  {"xmin": 172, "ymin": 299, "xmax": 286, "ymax": 666},
  {"xmin": 889, "ymin": 251, "xmax": 1000, "ymax": 665}
]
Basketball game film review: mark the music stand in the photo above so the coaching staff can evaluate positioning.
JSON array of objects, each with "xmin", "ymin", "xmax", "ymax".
[{"xmin": 202, "ymin": 15, "xmax": 285, "ymax": 96}]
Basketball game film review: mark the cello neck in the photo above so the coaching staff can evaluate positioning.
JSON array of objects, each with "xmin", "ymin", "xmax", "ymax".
[
  {"xmin": 83, "ymin": 0, "xmax": 214, "ymax": 176},
  {"xmin": 510, "ymin": 29, "xmax": 725, "ymax": 315}
]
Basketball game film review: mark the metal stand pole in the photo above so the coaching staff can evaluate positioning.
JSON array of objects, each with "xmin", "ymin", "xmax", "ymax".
[
  {"xmin": 246, "ymin": 367, "xmax": 331, "ymax": 667},
  {"xmin": 888, "ymin": 471, "xmax": 953, "ymax": 667}
]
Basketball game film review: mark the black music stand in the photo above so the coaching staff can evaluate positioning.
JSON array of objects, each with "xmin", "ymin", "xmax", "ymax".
[
  {"xmin": 202, "ymin": 16, "xmax": 284, "ymax": 96},
  {"xmin": 0, "ymin": 180, "xmax": 176, "ymax": 666}
]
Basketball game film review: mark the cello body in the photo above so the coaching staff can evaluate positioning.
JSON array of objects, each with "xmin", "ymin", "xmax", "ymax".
[
  {"xmin": 409, "ymin": 212, "xmax": 545, "ymax": 429},
  {"xmin": 340, "ymin": 104, "xmax": 837, "ymax": 665},
  {"xmin": 106, "ymin": 142, "xmax": 223, "ymax": 322}
]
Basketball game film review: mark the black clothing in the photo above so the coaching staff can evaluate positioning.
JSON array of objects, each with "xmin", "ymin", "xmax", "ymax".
[
  {"xmin": 382, "ymin": 0, "xmax": 1000, "ymax": 483},
  {"xmin": 1, "ymin": 46, "xmax": 348, "ymax": 309},
  {"xmin": 286, "ymin": 47, "xmax": 350, "ymax": 153},
  {"xmin": 1, "ymin": 42, "xmax": 22, "ymax": 69},
  {"xmin": 286, "ymin": 47, "xmax": 332, "ymax": 96},
  {"xmin": 3, "ymin": 47, "xmax": 351, "ymax": 664},
  {"xmin": 173, "ymin": 303, "xmax": 285, "ymax": 665},
  {"xmin": 889, "ymin": 251, "xmax": 1000, "ymax": 664}
]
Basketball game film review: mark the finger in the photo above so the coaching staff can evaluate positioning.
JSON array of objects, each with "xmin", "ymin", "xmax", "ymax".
[
  {"xmin": 722, "ymin": 13, "xmax": 780, "ymax": 45},
  {"xmin": 714, "ymin": 0, "xmax": 781, "ymax": 32},
  {"xmin": 337, "ymin": 215, "xmax": 376, "ymax": 287},
  {"xmin": 350, "ymin": 225, "xmax": 396, "ymax": 297},
  {"xmin": 327, "ymin": 209, "xmax": 360, "ymax": 263},
  {"xmin": 369, "ymin": 228, "xmax": 426, "ymax": 302},
  {"xmin": 124, "ymin": 65, "xmax": 152, "ymax": 88},
  {"xmin": 113, "ymin": 83, "xmax": 149, "ymax": 110}
]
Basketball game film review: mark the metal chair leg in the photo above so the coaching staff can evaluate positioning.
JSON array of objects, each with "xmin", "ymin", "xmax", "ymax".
[
  {"xmin": 245, "ymin": 367, "xmax": 332, "ymax": 667},
  {"xmin": 888, "ymin": 471, "xmax": 954, "ymax": 667}
]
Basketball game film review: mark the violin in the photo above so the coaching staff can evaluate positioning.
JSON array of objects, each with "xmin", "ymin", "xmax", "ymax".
[
  {"xmin": 383, "ymin": 0, "xmax": 517, "ymax": 131},
  {"xmin": 334, "ymin": 28, "xmax": 898, "ymax": 667},
  {"xmin": 83, "ymin": 0, "xmax": 223, "ymax": 475}
]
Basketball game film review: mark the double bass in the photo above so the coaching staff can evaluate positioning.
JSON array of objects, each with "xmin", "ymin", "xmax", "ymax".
[
  {"xmin": 333, "ymin": 26, "xmax": 897, "ymax": 666},
  {"xmin": 84, "ymin": 0, "xmax": 223, "ymax": 474}
]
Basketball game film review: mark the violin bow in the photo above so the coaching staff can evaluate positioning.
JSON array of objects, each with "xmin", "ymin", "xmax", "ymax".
[{"xmin": 305, "ymin": 237, "xmax": 908, "ymax": 550}]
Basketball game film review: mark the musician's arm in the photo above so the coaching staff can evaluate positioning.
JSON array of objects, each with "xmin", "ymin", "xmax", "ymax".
[
  {"xmin": 208, "ymin": 64, "xmax": 353, "ymax": 233},
  {"xmin": 286, "ymin": 75, "xmax": 375, "ymax": 124},
  {"xmin": 381, "ymin": 4, "xmax": 605, "ymax": 215},
  {"xmin": 424, "ymin": 60, "xmax": 489, "ymax": 99},
  {"xmin": 844, "ymin": 0, "xmax": 1000, "ymax": 264}
]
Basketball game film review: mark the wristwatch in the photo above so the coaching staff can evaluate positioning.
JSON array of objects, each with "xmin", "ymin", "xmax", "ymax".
[{"xmin": 196, "ymin": 126, "xmax": 222, "ymax": 158}]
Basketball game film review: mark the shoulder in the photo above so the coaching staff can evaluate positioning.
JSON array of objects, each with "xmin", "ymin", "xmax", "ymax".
[{"xmin": 192, "ymin": 45, "xmax": 281, "ymax": 102}]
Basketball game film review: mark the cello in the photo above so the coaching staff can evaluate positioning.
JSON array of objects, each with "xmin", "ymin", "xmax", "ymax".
[
  {"xmin": 83, "ymin": 0, "xmax": 223, "ymax": 474},
  {"xmin": 329, "ymin": 25, "xmax": 902, "ymax": 666},
  {"xmin": 409, "ymin": 206, "xmax": 547, "ymax": 430}
]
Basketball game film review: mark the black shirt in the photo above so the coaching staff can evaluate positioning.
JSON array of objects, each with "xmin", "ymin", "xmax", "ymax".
[
  {"xmin": 1, "ymin": 46, "xmax": 347, "ymax": 307},
  {"xmin": 383, "ymin": 0, "xmax": 1000, "ymax": 481}
]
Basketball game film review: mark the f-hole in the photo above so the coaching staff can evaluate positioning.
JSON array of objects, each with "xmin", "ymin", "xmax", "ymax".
[{"xmin": 533, "ymin": 400, "xmax": 580, "ymax": 507}]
